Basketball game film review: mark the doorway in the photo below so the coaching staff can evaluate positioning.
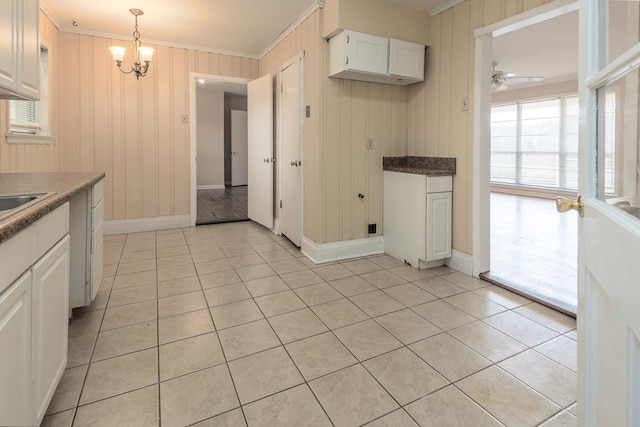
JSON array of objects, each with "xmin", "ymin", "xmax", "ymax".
[
  {"xmin": 472, "ymin": 2, "xmax": 580, "ymax": 314},
  {"xmin": 189, "ymin": 74, "xmax": 250, "ymax": 225}
]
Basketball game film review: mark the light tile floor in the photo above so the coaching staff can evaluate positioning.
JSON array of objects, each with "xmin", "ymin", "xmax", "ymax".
[{"xmin": 43, "ymin": 221, "xmax": 578, "ymax": 427}]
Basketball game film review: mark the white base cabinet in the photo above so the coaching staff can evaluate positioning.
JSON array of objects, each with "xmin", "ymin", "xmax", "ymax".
[
  {"xmin": 69, "ymin": 179, "xmax": 104, "ymax": 308},
  {"xmin": 31, "ymin": 236, "xmax": 70, "ymax": 425},
  {"xmin": 383, "ymin": 171, "xmax": 452, "ymax": 268},
  {"xmin": 0, "ymin": 204, "xmax": 70, "ymax": 426},
  {"xmin": 0, "ymin": 271, "xmax": 32, "ymax": 426}
]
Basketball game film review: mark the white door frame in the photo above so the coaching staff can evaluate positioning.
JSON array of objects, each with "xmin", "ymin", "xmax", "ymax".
[
  {"xmin": 471, "ymin": 0, "xmax": 579, "ymax": 277},
  {"xmin": 278, "ymin": 51, "xmax": 305, "ymax": 240},
  {"xmin": 189, "ymin": 73, "xmax": 251, "ymax": 226}
]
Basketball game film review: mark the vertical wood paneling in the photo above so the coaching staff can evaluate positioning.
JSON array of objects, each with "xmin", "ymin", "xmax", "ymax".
[
  {"xmin": 53, "ymin": 33, "xmax": 257, "ymax": 221},
  {"xmin": 340, "ymin": 80, "xmax": 354, "ymax": 240},
  {"xmin": 352, "ymin": 82, "xmax": 367, "ymax": 239},
  {"xmin": 367, "ymin": 83, "xmax": 383, "ymax": 236},
  {"xmin": 405, "ymin": 0, "xmax": 559, "ymax": 255}
]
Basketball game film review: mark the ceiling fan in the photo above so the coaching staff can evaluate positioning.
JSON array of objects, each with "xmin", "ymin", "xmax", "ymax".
[{"xmin": 492, "ymin": 61, "xmax": 544, "ymax": 91}]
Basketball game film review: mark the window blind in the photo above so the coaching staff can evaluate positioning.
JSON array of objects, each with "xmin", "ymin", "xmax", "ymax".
[{"xmin": 10, "ymin": 100, "xmax": 41, "ymax": 134}]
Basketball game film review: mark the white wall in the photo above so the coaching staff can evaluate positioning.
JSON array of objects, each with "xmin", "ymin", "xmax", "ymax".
[
  {"xmin": 196, "ymin": 89, "xmax": 225, "ymax": 187},
  {"xmin": 224, "ymin": 94, "xmax": 247, "ymax": 185}
]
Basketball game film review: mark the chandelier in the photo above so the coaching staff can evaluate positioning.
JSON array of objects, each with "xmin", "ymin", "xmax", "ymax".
[{"xmin": 109, "ymin": 9, "xmax": 154, "ymax": 79}]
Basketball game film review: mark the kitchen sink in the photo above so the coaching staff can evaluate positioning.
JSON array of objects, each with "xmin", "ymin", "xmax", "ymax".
[{"xmin": 0, "ymin": 192, "xmax": 56, "ymax": 221}]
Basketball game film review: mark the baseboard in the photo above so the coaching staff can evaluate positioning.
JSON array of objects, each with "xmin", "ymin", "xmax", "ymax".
[
  {"xmin": 104, "ymin": 215, "xmax": 191, "ymax": 235},
  {"xmin": 197, "ymin": 184, "xmax": 225, "ymax": 190},
  {"xmin": 445, "ymin": 249, "xmax": 473, "ymax": 276},
  {"xmin": 302, "ymin": 236, "xmax": 384, "ymax": 264}
]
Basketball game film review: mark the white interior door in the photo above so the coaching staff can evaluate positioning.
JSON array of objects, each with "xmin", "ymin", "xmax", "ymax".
[
  {"xmin": 280, "ymin": 55, "xmax": 303, "ymax": 246},
  {"xmin": 231, "ymin": 110, "xmax": 248, "ymax": 186},
  {"xmin": 576, "ymin": 1, "xmax": 640, "ymax": 424},
  {"xmin": 247, "ymin": 74, "xmax": 274, "ymax": 229}
]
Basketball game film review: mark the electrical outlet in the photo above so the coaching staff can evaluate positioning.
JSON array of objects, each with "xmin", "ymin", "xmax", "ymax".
[
  {"xmin": 368, "ymin": 223, "xmax": 377, "ymax": 234},
  {"xmin": 306, "ymin": 105, "xmax": 311, "ymax": 117},
  {"xmin": 461, "ymin": 97, "xmax": 469, "ymax": 111},
  {"xmin": 367, "ymin": 138, "xmax": 373, "ymax": 150},
  {"xmin": 181, "ymin": 114, "xmax": 189, "ymax": 123}
]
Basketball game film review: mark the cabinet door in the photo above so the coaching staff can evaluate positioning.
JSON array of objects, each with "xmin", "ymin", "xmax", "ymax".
[
  {"xmin": 17, "ymin": 0, "xmax": 39, "ymax": 99},
  {"xmin": 31, "ymin": 236, "xmax": 70, "ymax": 426},
  {"xmin": 426, "ymin": 192, "xmax": 452, "ymax": 261},
  {"xmin": 389, "ymin": 39, "xmax": 425, "ymax": 80},
  {"xmin": 345, "ymin": 31, "xmax": 389, "ymax": 75},
  {"xmin": 0, "ymin": 271, "xmax": 32, "ymax": 427},
  {"xmin": 0, "ymin": 0, "xmax": 19, "ymax": 93}
]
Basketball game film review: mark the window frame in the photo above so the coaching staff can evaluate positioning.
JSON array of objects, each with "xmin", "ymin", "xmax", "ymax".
[{"xmin": 6, "ymin": 44, "xmax": 54, "ymax": 145}]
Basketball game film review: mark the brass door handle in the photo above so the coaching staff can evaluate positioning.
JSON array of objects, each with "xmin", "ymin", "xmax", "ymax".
[
  {"xmin": 556, "ymin": 195, "xmax": 584, "ymax": 217},
  {"xmin": 290, "ymin": 160, "xmax": 300, "ymax": 167}
]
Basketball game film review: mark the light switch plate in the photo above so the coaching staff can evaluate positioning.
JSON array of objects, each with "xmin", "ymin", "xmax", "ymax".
[
  {"xmin": 367, "ymin": 138, "xmax": 373, "ymax": 150},
  {"xmin": 182, "ymin": 114, "xmax": 189, "ymax": 123},
  {"xmin": 461, "ymin": 97, "xmax": 469, "ymax": 111}
]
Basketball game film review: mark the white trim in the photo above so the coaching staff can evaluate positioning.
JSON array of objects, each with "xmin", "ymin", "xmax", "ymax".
[
  {"xmin": 104, "ymin": 215, "xmax": 191, "ymax": 235},
  {"xmin": 491, "ymin": 183, "xmax": 577, "ymax": 200},
  {"xmin": 273, "ymin": 218, "xmax": 281, "ymax": 236},
  {"xmin": 445, "ymin": 249, "xmax": 473, "ymax": 276},
  {"xmin": 197, "ymin": 184, "xmax": 225, "ymax": 190},
  {"xmin": 189, "ymin": 73, "xmax": 251, "ymax": 227},
  {"xmin": 301, "ymin": 236, "xmax": 384, "ymax": 264},
  {"xmin": 5, "ymin": 134, "xmax": 55, "ymax": 145},
  {"xmin": 474, "ymin": 0, "xmax": 578, "ymax": 38},
  {"xmin": 43, "ymin": 0, "xmax": 324, "ymax": 60},
  {"xmin": 39, "ymin": 0, "xmax": 63, "ymax": 30},
  {"xmin": 258, "ymin": 1, "xmax": 324, "ymax": 59},
  {"xmin": 53, "ymin": 28, "xmax": 259, "ymax": 59},
  {"xmin": 472, "ymin": 0, "xmax": 578, "ymax": 279},
  {"xmin": 428, "ymin": 0, "xmax": 464, "ymax": 17}
]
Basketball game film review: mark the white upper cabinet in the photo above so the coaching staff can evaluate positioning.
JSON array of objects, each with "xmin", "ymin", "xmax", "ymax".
[
  {"xmin": 329, "ymin": 30, "xmax": 425, "ymax": 85},
  {"xmin": 0, "ymin": 0, "xmax": 40, "ymax": 100},
  {"xmin": 389, "ymin": 38, "xmax": 425, "ymax": 80}
]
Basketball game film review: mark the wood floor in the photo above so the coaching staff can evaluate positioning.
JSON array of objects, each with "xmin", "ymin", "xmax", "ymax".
[
  {"xmin": 197, "ymin": 186, "xmax": 248, "ymax": 225},
  {"xmin": 484, "ymin": 193, "xmax": 578, "ymax": 314}
]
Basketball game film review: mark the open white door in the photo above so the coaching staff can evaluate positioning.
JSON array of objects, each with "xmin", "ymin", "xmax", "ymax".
[
  {"xmin": 573, "ymin": 1, "xmax": 640, "ymax": 424},
  {"xmin": 280, "ymin": 55, "xmax": 303, "ymax": 246},
  {"xmin": 247, "ymin": 74, "xmax": 274, "ymax": 229},
  {"xmin": 231, "ymin": 110, "xmax": 248, "ymax": 186}
]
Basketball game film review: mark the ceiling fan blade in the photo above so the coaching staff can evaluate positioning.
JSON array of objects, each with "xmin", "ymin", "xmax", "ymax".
[{"xmin": 504, "ymin": 76, "xmax": 544, "ymax": 82}]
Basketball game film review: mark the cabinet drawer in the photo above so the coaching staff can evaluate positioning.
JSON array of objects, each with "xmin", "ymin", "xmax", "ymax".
[
  {"xmin": 92, "ymin": 200, "xmax": 104, "ymax": 231},
  {"xmin": 426, "ymin": 176, "xmax": 452, "ymax": 193},
  {"xmin": 34, "ymin": 203, "xmax": 69, "ymax": 262},
  {"xmin": 0, "ymin": 226, "xmax": 34, "ymax": 295},
  {"xmin": 92, "ymin": 180, "xmax": 104, "ymax": 207}
]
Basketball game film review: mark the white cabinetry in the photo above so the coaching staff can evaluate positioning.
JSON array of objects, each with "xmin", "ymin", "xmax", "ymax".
[
  {"xmin": 70, "ymin": 179, "xmax": 104, "ymax": 308},
  {"xmin": 0, "ymin": 271, "xmax": 32, "ymax": 426},
  {"xmin": 329, "ymin": 30, "xmax": 425, "ymax": 85},
  {"xmin": 0, "ymin": 203, "xmax": 69, "ymax": 426},
  {"xmin": 383, "ymin": 172, "xmax": 452, "ymax": 268},
  {"xmin": 31, "ymin": 236, "xmax": 70, "ymax": 425},
  {"xmin": 0, "ymin": 0, "xmax": 40, "ymax": 100}
]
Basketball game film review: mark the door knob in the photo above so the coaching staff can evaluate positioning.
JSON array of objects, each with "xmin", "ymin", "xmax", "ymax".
[
  {"xmin": 556, "ymin": 195, "xmax": 584, "ymax": 217},
  {"xmin": 232, "ymin": 151, "xmax": 237, "ymax": 154},
  {"xmin": 290, "ymin": 161, "xmax": 299, "ymax": 166}
]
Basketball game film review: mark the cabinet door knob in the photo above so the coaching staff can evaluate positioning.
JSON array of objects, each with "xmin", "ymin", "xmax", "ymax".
[{"xmin": 358, "ymin": 193, "xmax": 365, "ymax": 199}]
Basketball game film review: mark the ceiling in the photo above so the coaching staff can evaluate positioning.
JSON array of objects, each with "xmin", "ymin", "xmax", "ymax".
[
  {"xmin": 197, "ymin": 79, "xmax": 247, "ymax": 96},
  {"xmin": 492, "ymin": 10, "xmax": 579, "ymax": 91},
  {"xmin": 42, "ymin": 0, "xmax": 454, "ymax": 58}
]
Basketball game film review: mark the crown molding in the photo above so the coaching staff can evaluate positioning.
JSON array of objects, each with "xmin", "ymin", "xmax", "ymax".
[
  {"xmin": 40, "ymin": 0, "xmax": 63, "ymax": 30},
  {"xmin": 56, "ymin": 27, "xmax": 260, "ymax": 59},
  {"xmin": 258, "ymin": 0, "xmax": 325, "ymax": 59},
  {"xmin": 38, "ymin": 0, "xmax": 325, "ymax": 61},
  {"xmin": 428, "ymin": 0, "xmax": 464, "ymax": 17}
]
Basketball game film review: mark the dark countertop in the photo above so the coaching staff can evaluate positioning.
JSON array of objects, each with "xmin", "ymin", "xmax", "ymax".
[
  {"xmin": 383, "ymin": 156, "xmax": 456, "ymax": 176},
  {"xmin": 0, "ymin": 172, "xmax": 105, "ymax": 244}
]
